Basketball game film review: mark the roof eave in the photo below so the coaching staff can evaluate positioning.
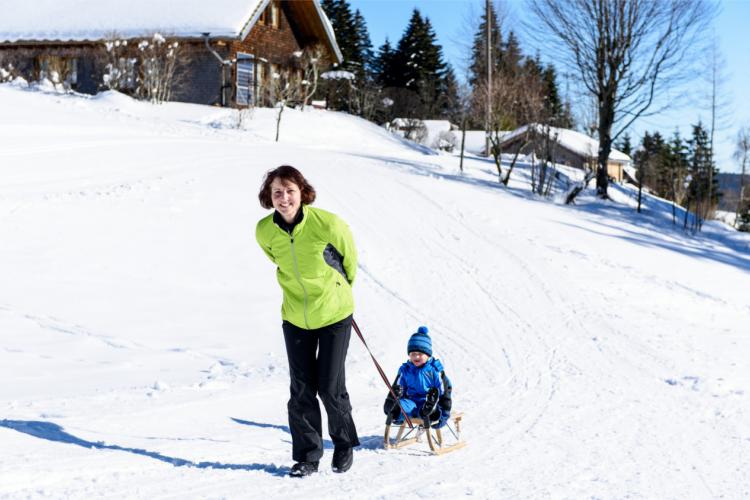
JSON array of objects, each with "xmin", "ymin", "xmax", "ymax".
[
  {"xmin": 237, "ymin": 0, "xmax": 272, "ymax": 41},
  {"xmin": 312, "ymin": 1, "xmax": 343, "ymax": 64}
]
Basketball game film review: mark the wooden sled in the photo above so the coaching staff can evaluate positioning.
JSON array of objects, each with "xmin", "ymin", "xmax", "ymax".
[{"xmin": 383, "ymin": 412, "xmax": 466, "ymax": 455}]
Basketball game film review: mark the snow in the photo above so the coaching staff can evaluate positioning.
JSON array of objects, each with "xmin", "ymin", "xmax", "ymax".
[
  {"xmin": 461, "ymin": 129, "xmax": 511, "ymax": 155},
  {"xmin": 0, "ymin": 84, "xmax": 749, "ymax": 498},
  {"xmin": 320, "ymin": 70, "xmax": 356, "ymax": 80},
  {"xmin": 0, "ymin": 0, "xmax": 265, "ymax": 42}
]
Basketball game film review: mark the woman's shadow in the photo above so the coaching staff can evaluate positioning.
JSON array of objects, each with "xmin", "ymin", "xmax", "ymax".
[
  {"xmin": 230, "ymin": 417, "xmax": 384, "ymax": 451},
  {"xmin": 0, "ymin": 419, "xmax": 289, "ymax": 477}
]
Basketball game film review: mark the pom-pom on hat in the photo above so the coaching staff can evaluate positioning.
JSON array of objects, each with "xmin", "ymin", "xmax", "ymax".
[{"xmin": 407, "ymin": 326, "xmax": 432, "ymax": 357}]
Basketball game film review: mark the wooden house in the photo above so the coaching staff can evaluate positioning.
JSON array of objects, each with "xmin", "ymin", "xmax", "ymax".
[
  {"xmin": 0, "ymin": 0, "xmax": 342, "ymax": 107},
  {"xmin": 498, "ymin": 124, "xmax": 633, "ymax": 182}
]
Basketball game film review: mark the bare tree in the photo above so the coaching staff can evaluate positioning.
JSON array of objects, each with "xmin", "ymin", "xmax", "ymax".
[
  {"xmin": 529, "ymin": 0, "xmax": 716, "ymax": 200},
  {"xmin": 702, "ymin": 34, "xmax": 732, "ymax": 220},
  {"xmin": 456, "ymin": 83, "xmax": 472, "ymax": 173},
  {"xmin": 734, "ymin": 127, "xmax": 750, "ymax": 228},
  {"xmin": 475, "ymin": 68, "xmax": 545, "ymax": 183},
  {"xmin": 268, "ymin": 68, "xmax": 302, "ymax": 142},
  {"xmin": 296, "ymin": 44, "xmax": 326, "ymax": 110},
  {"xmin": 502, "ymin": 73, "xmax": 548, "ymax": 186}
]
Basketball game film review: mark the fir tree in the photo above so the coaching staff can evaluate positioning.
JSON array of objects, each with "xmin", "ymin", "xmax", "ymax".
[
  {"xmin": 687, "ymin": 122, "xmax": 721, "ymax": 229},
  {"xmin": 393, "ymin": 10, "xmax": 446, "ymax": 90},
  {"xmin": 501, "ymin": 31, "xmax": 522, "ymax": 76},
  {"xmin": 319, "ymin": 0, "xmax": 375, "ymax": 114},
  {"xmin": 542, "ymin": 65, "xmax": 573, "ymax": 127},
  {"xmin": 389, "ymin": 9, "xmax": 450, "ymax": 118},
  {"xmin": 372, "ymin": 38, "xmax": 397, "ymax": 87},
  {"xmin": 667, "ymin": 130, "xmax": 689, "ymax": 223},
  {"xmin": 438, "ymin": 64, "xmax": 460, "ymax": 121},
  {"xmin": 617, "ymin": 133, "xmax": 632, "ymax": 157},
  {"xmin": 320, "ymin": 0, "xmax": 362, "ymax": 75},
  {"xmin": 353, "ymin": 9, "xmax": 374, "ymax": 81}
]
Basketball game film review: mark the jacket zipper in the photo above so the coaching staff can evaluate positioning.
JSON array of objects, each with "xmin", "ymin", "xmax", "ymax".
[{"xmin": 289, "ymin": 236, "xmax": 310, "ymax": 329}]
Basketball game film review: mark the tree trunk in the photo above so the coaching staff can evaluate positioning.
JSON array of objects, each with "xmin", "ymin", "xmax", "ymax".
[
  {"xmin": 596, "ymin": 101, "xmax": 615, "ymax": 198},
  {"xmin": 459, "ymin": 117, "xmax": 467, "ymax": 173},
  {"xmin": 275, "ymin": 104, "xmax": 285, "ymax": 142},
  {"xmin": 502, "ymin": 146, "xmax": 525, "ymax": 186}
]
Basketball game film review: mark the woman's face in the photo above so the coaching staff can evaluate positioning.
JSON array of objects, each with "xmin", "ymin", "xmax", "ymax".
[{"xmin": 270, "ymin": 177, "xmax": 301, "ymax": 223}]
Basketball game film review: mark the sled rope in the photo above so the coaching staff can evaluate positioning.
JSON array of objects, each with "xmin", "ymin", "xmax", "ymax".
[{"xmin": 352, "ymin": 318, "xmax": 413, "ymax": 428}]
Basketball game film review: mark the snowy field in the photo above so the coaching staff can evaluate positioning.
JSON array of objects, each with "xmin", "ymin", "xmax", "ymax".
[{"xmin": 1, "ymin": 82, "xmax": 749, "ymax": 499}]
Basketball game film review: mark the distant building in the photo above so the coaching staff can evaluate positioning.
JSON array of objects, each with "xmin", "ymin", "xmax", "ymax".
[
  {"xmin": 499, "ymin": 124, "xmax": 633, "ymax": 182},
  {"xmin": 0, "ymin": 0, "xmax": 342, "ymax": 107}
]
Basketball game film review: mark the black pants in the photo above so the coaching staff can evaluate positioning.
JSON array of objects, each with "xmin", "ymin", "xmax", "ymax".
[{"xmin": 282, "ymin": 315, "xmax": 359, "ymax": 462}]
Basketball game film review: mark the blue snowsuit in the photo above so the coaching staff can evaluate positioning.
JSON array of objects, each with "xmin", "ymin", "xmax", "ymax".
[{"xmin": 393, "ymin": 358, "xmax": 452, "ymax": 427}]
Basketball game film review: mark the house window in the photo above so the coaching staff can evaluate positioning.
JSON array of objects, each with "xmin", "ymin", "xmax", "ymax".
[
  {"xmin": 259, "ymin": 9, "xmax": 266, "ymax": 25},
  {"xmin": 236, "ymin": 52, "xmax": 255, "ymax": 106}
]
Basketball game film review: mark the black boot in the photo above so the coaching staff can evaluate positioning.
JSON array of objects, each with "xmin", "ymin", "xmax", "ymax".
[
  {"xmin": 332, "ymin": 446, "xmax": 353, "ymax": 473},
  {"xmin": 289, "ymin": 461, "xmax": 319, "ymax": 477}
]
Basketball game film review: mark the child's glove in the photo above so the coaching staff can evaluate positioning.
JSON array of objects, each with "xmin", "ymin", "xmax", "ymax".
[
  {"xmin": 383, "ymin": 383, "xmax": 403, "ymax": 417},
  {"xmin": 420, "ymin": 387, "xmax": 439, "ymax": 419}
]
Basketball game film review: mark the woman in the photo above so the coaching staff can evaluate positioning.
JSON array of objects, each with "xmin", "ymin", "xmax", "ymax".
[{"xmin": 256, "ymin": 165, "xmax": 359, "ymax": 477}]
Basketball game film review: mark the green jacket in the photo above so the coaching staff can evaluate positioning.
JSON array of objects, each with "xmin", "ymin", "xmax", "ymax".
[{"xmin": 256, "ymin": 205, "xmax": 357, "ymax": 330}]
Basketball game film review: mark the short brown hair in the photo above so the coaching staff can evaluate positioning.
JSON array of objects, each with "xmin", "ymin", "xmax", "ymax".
[{"xmin": 258, "ymin": 165, "xmax": 316, "ymax": 209}]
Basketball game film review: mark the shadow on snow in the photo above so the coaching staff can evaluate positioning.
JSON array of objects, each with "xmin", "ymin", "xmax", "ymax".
[
  {"xmin": 0, "ymin": 419, "xmax": 289, "ymax": 476},
  {"xmin": 1, "ymin": 418, "xmax": 386, "ymax": 473},
  {"xmin": 230, "ymin": 417, "xmax": 384, "ymax": 451}
]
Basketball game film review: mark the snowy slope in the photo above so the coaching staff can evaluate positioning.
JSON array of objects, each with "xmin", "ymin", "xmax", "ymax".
[{"xmin": 1, "ymin": 84, "xmax": 749, "ymax": 499}]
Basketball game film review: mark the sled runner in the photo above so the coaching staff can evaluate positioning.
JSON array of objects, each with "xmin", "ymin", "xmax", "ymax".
[{"xmin": 383, "ymin": 412, "xmax": 465, "ymax": 455}]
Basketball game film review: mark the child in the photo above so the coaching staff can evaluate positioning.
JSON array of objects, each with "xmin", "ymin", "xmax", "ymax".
[{"xmin": 383, "ymin": 326, "xmax": 452, "ymax": 428}]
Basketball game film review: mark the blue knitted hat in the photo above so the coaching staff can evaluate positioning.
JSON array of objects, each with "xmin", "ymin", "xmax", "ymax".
[{"xmin": 407, "ymin": 326, "xmax": 432, "ymax": 356}]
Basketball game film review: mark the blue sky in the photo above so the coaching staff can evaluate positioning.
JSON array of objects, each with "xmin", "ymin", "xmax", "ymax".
[{"xmin": 348, "ymin": 0, "xmax": 750, "ymax": 174}]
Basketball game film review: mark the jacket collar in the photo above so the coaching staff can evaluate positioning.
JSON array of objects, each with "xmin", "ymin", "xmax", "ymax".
[{"xmin": 273, "ymin": 204, "xmax": 308, "ymax": 235}]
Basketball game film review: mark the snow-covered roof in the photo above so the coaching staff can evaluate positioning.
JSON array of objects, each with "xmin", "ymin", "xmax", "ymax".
[
  {"xmin": 0, "ymin": 0, "xmax": 266, "ymax": 42},
  {"xmin": 461, "ymin": 130, "xmax": 513, "ymax": 155},
  {"xmin": 0, "ymin": 0, "xmax": 342, "ymax": 63},
  {"xmin": 501, "ymin": 124, "xmax": 632, "ymax": 163}
]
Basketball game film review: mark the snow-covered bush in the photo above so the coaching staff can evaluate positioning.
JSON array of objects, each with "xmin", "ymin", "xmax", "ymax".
[
  {"xmin": 102, "ymin": 33, "xmax": 183, "ymax": 103},
  {"xmin": 400, "ymin": 118, "xmax": 427, "ymax": 144},
  {"xmin": 432, "ymin": 130, "xmax": 458, "ymax": 152},
  {"xmin": 102, "ymin": 37, "xmax": 137, "ymax": 91},
  {"xmin": 0, "ymin": 65, "xmax": 13, "ymax": 83},
  {"xmin": 0, "ymin": 52, "xmax": 21, "ymax": 83},
  {"xmin": 136, "ymin": 34, "xmax": 181, "ymax": 103}
]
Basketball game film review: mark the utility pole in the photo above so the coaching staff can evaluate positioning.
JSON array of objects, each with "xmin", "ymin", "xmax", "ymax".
[{"xmin": 485, "ymin": 0, "xmax": 492, "ymax": 157}]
